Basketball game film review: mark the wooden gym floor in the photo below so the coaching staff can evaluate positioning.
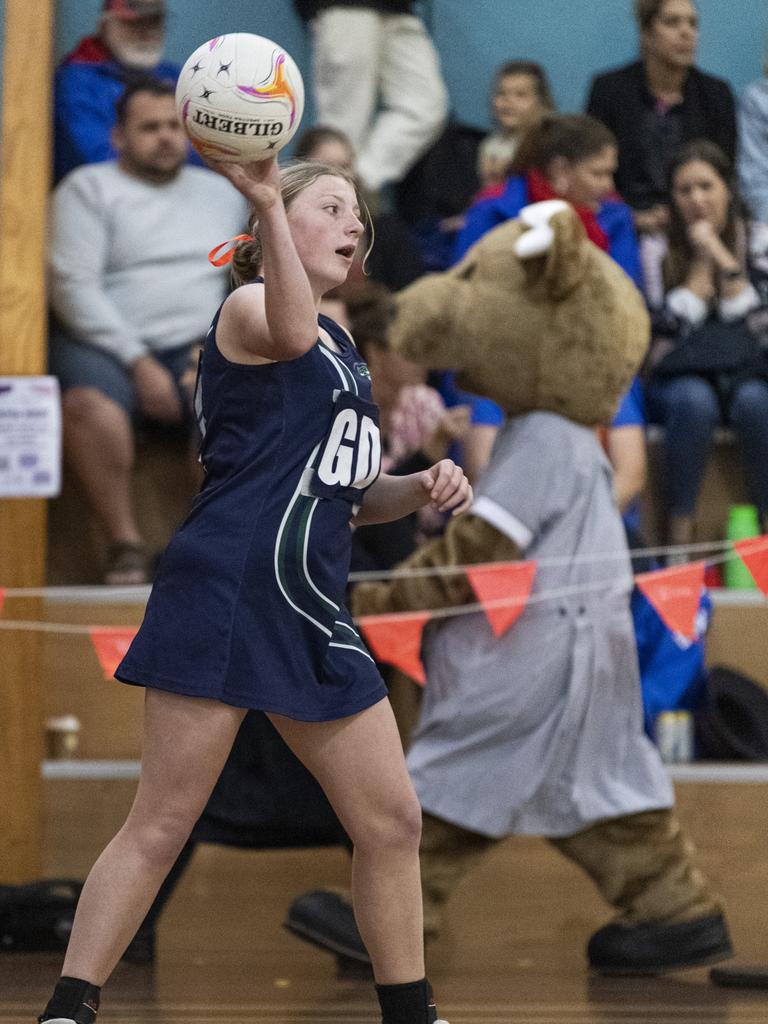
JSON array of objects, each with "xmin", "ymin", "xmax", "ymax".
[{"xmin": 2, "ymin": 782, "xmax": 768, "ymax": 1023}]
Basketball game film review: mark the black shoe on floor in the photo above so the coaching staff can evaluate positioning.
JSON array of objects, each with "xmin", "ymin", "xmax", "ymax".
[
  {"xmin": 283, "ymin": 889, "xmax": 371, "ymax": 965},
  {"xmin": 588, "ymin": 912, "xmax": 733, "ymax": 975},
  {"xmin": 121, "ymin": 924, "xmax": 155, "ymax": 965}
]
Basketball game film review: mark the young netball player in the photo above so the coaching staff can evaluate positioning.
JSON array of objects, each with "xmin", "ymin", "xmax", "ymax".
[{"xmin": 38, "ymin": 156, "xmax": 467, "ymax": 1024}]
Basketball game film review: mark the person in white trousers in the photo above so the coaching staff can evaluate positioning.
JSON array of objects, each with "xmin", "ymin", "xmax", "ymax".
[{"xmin": 295, "ymin": 1, "xmax": 449, "ymax": 193}]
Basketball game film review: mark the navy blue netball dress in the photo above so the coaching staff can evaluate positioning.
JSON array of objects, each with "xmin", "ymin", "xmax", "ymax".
[{"xmin": 116, "ymin": 303, "xmax": 388, "ymax": 721}]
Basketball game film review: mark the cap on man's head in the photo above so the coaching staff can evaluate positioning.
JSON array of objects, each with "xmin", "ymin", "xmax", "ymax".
[{"xmin": 103, "ymin": 0, "xmax": 166, "ymax": 20}]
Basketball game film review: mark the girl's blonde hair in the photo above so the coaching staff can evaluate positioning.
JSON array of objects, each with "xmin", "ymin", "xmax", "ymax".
[{"xmin": 231, "ymin": 160, "xmax": 372, "ymax": 287}]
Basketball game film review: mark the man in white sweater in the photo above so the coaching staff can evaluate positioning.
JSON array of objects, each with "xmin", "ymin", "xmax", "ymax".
[{"xmin": 49, "ymin": 79, "xmax": 247, "ymax": 583}]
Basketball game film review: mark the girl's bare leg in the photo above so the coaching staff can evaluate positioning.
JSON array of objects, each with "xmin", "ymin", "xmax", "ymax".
[
  {"xmin": 269, "ymin": 698, "xmax": 424, "ymax": 984},
  {"xmin": 61, "ymin": 689, "xmax": 245, "ymax": 984}
]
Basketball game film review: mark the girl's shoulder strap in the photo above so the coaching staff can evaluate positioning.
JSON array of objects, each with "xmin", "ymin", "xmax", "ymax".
[
  {"xmin": 202, "ymin": 300, "xmax": 227, "ymax": 361},
  {"xmin": 318, "ymin": 311, "xmax": 355, "ymax": 353}
]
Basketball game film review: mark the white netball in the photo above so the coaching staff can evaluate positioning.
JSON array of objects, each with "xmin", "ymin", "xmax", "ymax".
[{"xmin": 176, "ymin": 33, "xmax": 305, "ymax": 163}]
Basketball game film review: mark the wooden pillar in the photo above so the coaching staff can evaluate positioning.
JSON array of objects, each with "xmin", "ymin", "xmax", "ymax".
[{"xmin": 0, "ymin": 0, "xmax": 54, "ymax": 881}]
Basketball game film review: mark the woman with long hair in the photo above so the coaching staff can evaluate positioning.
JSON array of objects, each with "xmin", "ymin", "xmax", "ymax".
[
  {"xmin": 456, "ymin": 113, "xmax": 641, "ymax": 284},
  {"xmin": 645, "ymin": 139, "xmax": 768, "ymax": 550}
]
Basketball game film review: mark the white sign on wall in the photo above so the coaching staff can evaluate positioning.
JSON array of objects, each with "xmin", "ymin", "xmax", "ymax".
[{"xmin": 0, "ymin": 376, "xmax": 62, "ymax": 498}]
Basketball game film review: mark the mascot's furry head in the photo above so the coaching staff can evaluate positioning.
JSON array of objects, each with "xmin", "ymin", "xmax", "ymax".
[{"xmin": 390, "ymin": 200, "xmax": 650, "ymax": 426}]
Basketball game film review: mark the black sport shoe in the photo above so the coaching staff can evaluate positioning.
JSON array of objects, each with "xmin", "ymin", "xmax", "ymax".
[
  {"xmin": 588, "ymin": 912, "xmax": 733, "ymax": 975},
  {"xmin": 284, "ymin": 889, "xmax": 370, "ymax": 964},
  {"xmin": 39, "ymin": 1000, "xmax": 97, "ymax": 1024},
  {"xmin": 39, "ymin": 1001, "xmax": 97, "ymax": 1024}
]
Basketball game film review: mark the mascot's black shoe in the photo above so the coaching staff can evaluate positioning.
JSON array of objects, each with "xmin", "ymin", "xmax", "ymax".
[
  {"xmin": 283, "ymin": 889, "xmax": 370, "ymax": 965},
  {"xmin": 588, "ymin": 912, "xmax": 733, "ymax": 975},
  {"xmin": 121, "ymin": 924, "xmax": 155, "ymax": 965}
]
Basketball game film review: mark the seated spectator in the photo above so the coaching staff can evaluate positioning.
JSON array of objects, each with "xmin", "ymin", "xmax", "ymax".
[
  {"xmin": 48, "ymin": 80, "xmax": 248, "ymax": 584},
  {"xmin": 294, "ymin": 125, "xmax": 426, "ymax": 291},
  {"xmin": 342, "ymin": 282, "xmax": 470, "ymax": 570},
  {"xmin": 54, "ymin": 0, "xmax": 201, "ymax": 183},
  {"xmin": 476, "ymin": 60, "xmax": 555, "ymax": 199},
  {"xmin": 438, "ymin": 374, "xmax": 649, "ymax": 504},
  {"xmin": 738, "ymin": 46, "xmax": 768, "ymax": 225},
  {"xmin": 398, "ymin": 63, "xmax": 553, "ymax": 273},
  {"xmin": 606, "ymin": 377, "xmax": 648, "ymax": 535},
  {"xmin": 456, "ymin": 113, "xmax": 642, "ymax": 285},
  {"xmin": 644, "ymin": 140, "xmax": 768, "ymax": 550},
  {"xmin": 586, "ymin": 0, "xmax": 736, "ymax": 238},
  {"xmin": 293, "ymin": 0, "xmax": 449, "ymax": 194},
  {"xmin": 601, "ymin": 388, "xmax": 712, "ymax": 745},
  {"xmin": 294, "ymin": 124, "xmax": 356, "ymax": 175},
  {"xmin": 452, "ymin": 113, "xmax": 643, "ymax": 481},
  {"xmin": 430, "ymin": 370, "xmax": 505, "ymax": 485},
  {"xmin": 394, "ymin": 119, "xmax": 486, "ymax": 271}
]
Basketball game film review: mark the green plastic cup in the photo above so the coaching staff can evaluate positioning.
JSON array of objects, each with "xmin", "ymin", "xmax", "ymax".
[{"xmin": 724, "ymin": 504, "xmax": 759, "ymax": 589}]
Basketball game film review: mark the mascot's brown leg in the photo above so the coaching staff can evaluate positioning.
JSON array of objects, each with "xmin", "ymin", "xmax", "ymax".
[
  {"xmin": 549, "ymin": 808, "xmax": 733, "ymax": 974},
  {"xmin": 420, "ymin": 812, "xmax": 499, "ymax": 941},
  {"xmin": 282, "ymin": 812, "xmax": 496, "ymax": 964}
]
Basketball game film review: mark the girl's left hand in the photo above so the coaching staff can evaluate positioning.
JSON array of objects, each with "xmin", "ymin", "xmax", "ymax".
[{"xmin": 420, "ymin": 459, "xmax": 473, "ymax": 516}]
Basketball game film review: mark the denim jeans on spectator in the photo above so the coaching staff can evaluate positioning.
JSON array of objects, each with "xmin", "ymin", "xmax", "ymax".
[{"xmin": 646, "ymin": 373, "xmax": 768, "ymax": 517}]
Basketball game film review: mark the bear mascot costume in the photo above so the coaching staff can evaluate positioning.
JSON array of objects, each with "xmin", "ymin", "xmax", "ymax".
[{"xmin": 286, "ymin": 200, "xmax": 732, "ymax": 975}]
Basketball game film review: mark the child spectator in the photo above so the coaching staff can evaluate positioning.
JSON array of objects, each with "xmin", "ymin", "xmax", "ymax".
[
  {"xmin": 294, "ymin": 125, "xmax": 427, "ymax": 292},
  {"xmin": 476, "ymin": 61, "xmax": 555, "ymax": 199},
  {"xmin": 392, "ymin": 62, "xmax": 554, "ymax": 272},
  {"xmin": 345, "ymin": 283, "xmax": 470, "ymax": 569}
]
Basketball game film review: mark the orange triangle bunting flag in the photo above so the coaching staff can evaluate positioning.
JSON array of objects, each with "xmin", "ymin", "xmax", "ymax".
[
  {"xmin": 90, "ymin": 626, "xmax": 137, "ymax": 680},
  {"xmin": 733, "ymin": 535, "xmax": 768, "ymax": 595},
  {"xmin": 360, "ymin": 612, "xmax": 431, "ymax": 686},
  {"xmin": 466, "ymin": 560, "xmax": 537, "ymax": 637},
  {"xmin": 635, "ymin": 561, "xmax": 706, "ymax": 640}
]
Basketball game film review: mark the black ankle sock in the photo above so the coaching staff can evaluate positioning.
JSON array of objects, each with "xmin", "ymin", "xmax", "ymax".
[
  {"xmin": 375, "ymin": 977, "xmax": 436, "ymax": 1024},
  {"xmin": 38, "ymin": 976, "xmax": 101, "ymax": 1024}
]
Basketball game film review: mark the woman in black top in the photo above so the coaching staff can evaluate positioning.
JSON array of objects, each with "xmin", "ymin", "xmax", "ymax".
[{"xmin": 587, "ymin": 0, "xmax": 735, "ymax": 236}]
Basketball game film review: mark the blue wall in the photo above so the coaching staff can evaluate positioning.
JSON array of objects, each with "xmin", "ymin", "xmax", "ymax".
[{"xmin": 55, "ymin": 0, "xmax": 767, "ymax": 131}]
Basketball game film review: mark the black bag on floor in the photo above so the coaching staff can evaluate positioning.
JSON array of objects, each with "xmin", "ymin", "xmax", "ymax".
[
  {"xmin": 695, "ymin": 665, "xmax": 768, "ymax": 760},
  {"xmin": 0, "ymin": 879, "xmax": 82, "ymax": 951}
]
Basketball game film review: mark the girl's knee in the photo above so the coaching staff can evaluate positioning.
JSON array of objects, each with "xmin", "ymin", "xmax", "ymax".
[
  {"xmin": 399, "ymin": 794, "xmax": 424, "ymax": 848},
  {"xmin": 388, "ymin": 793, "xmax": 423, "ymax": 851},
  {"xmin": 124, "ymin": 812, "xmax": 195, "ymax": 869},
  {"xmin": 353, "ymin": 792, "xmax": 423, "ymax": 856}
]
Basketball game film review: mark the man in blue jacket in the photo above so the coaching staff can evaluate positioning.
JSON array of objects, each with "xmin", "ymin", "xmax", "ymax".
[{"xmin": 54, "ymin": 0, "xmax": 201, "ymax": 183}]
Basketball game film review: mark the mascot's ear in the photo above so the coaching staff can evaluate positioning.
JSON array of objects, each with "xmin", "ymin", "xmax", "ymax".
[{"xmin": 515, "ymin": 200, "xmax": 587, "ymax": 300}]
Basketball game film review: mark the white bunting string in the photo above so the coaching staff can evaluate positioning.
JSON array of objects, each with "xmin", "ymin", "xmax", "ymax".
[
  {"xmin": 0, "ymin": 538, "xmax": 746, "ymax": 599},
  {"xmin": 0, "ymin": 541, "xmax": 763, "ymax": 637}
]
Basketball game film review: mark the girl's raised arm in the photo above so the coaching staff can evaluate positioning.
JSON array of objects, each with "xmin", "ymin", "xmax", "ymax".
[{"xmin": 209, "ymin": 157, "xmax": 319, "ymax": 363}]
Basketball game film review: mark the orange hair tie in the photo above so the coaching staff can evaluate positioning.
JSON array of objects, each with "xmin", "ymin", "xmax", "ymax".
[{"xmin": 208, "ymin": 234, "xmax": 252, "ymax": 267}]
